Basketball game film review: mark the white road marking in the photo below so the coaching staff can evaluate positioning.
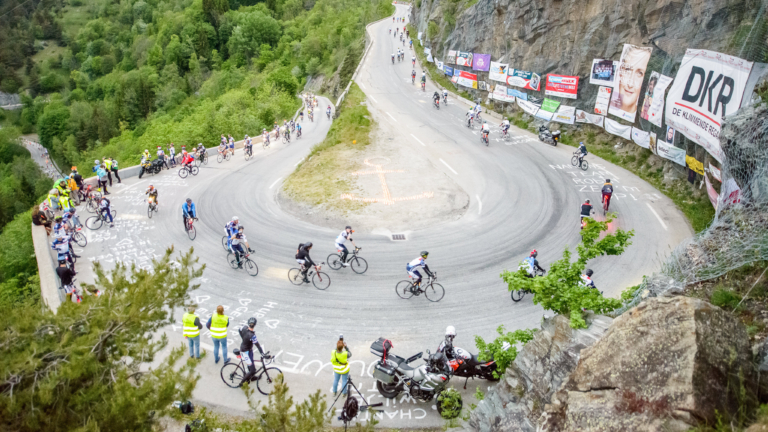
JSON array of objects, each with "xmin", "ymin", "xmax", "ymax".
[
  {"xmin": 269, "ymin": 177, "xmax": 283, "ymax": 189},
  {"xmin": 386, "ymin": 112, "xmax": 398, "ymax": 122},
  {"xmin": 439, "ymin": 159, "xmax": 458, "ymax": 175},
  {"xmin": 115, "ymin": 179, "xmax": 148, "ymax": 194},
  {"xmin": 645, "ymin": 203, "xmax": 668, "ymax": 231},
  {"xmin": 477, "ymin": 195, "xmax": 482, "ymax": 215},
  {"xmin": 369, "ymin": 95, "xmax": 378, "ymax": 103},
  {"xmin": 359, "ymin": 83, "xmax": 365, "ymax": 89},
  {"xmin": 294, "ymin": 158, "xmax": 304, "ymax": 166},
  {"xmin": 410, "ymin": 134, "xmax": 426, "ymax": 147}
]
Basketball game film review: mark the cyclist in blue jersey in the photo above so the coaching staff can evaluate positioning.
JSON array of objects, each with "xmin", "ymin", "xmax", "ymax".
[
  {"xmin": 225, "ymin": 216, "xmax": 240, "ymax": 250},
  {"xmin": 406, "ymin": 251, "xmax": 433, "ymax": 287},
  {"xmin": 182, "ymin": 198, "xmax": 197, "ymax": 231}
]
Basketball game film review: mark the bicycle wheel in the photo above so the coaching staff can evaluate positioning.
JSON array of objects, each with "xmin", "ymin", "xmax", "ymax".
[
  {"xmin": 288, "ymin": 268, "xmax": 303, "ymax": 285},
  {"xmin": 396, "ymin": 280, "xmax": 415, "ymax": 299},
  {"xmin": 327, "ymin": 253, "xmax": 342, "ymax": 270},
  {"xmin": 73, "ymin": 231, "xmax": 87, "ymax": 247},
  {"xmin": 147, "ymin": 204, "xmax": 153, "ymax": 218},
  {"xmin": 191, "ymin": 166, "xmax": 199, "ymax": 176},
  {"xmin": 571, "ymin": 156, "xmax": 579, "ymax": 166},
  {"xmin": 85, "ymin": 216, "xmax": 103, "ymax": 230},
  {"xmin": 425, "ymin": 282, "xmax": 445, "ymax": 302},
  {"xmin": 245, "ymin": 259, "xmax": 259, "ymax": 277},
  {"xmin": 511, "ymin": 290, "xmax": 525, "ymax": 302},
  {"xmin": 312, "ymin": 272, "xmax": 330, "ymax": 290},
  {"xmin": 225, "ymin": 152, "xmax": 232, "ymax": 161},
  {"xmin": 203, "ymin": 154, "xmax": 208, "ymax": 165},
  {"xmin": 350, "ymin": 257, "xmax": 368, "ymax": 274},
  {"xmin": 227, "ymin": 253, "xmax": 239, "ymax": 269},
  {"xmin": 244, "ymin": 150, "xmax": 251, "ymax": 161},
  {"xmin": 194, "ymin": 158, "xmax": 201, "ymax": 167},
  {"xmin": 86, "ymin": 199, "xmax": 98, "ymax": 213},
  {"xmin": 221, "ymin": 362, "xmax": 247, "ymax": 388},
  {"xmin": 187, "ymin": 224, "xmax": 196, "ymax": 240},
  {"xmin": 580, "ymin": 160, "xmax": 589, "ymax": 171},
  {"xmin": 217, "ymin": 154, "xmax": 223, "ymax": 163},
  {"xmin": 179, "ymin": 167, "xmax": 188, "ymax": 178},
  {"xmin": 256, "ymin": 367, "xmax": 283, "ymax": 396},
  {"xmin": 221, "ymin": 236, "xmax": 230, "ymax": 252}
]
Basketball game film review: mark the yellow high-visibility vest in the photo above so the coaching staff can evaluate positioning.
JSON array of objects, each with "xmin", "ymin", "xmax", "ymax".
[
  {"xmin": 331, "ymin": 350, "xmax": 349, "ymax": 374},
  {"xmin": 182, "ymin": 312, "xmax": 200, "ymax": 337},
  {"xmin": 209, "ymin": 313, "xmax": 229, "ymax": 339}
]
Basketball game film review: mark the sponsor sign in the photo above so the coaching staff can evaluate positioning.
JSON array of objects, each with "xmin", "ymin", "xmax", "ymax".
[
  {"xmin": 507, "ymin": 88, "xmax": 527, "ymax": 100},
  {"xmin": 649, "ymin": 132, "xmax": 658, "ymax": 155},
  {"xmin": 665, "ymin": 49, "xmax": 754, "ymax": 163},
  {"xmin": 541, "ymin": 98, "xmax": 560, "ymax": 113},
  {"xmin": 443, "ymin": 65, "xmax": 454, "ymax": 76},
  {"xmin": 705, "ymin": 173, "xmax": 719, "ymax": 208},
  {"xmin": 639, "ymin": 72, "xmax": 673, "ymax": 127},
  {"xmin": 709, "ymin": 163, "xmax": 721, "ymax": 182},
  {"xmin": 656, "ymin": 140, "xmax": 686, "ymax": 166},
  {"xmin": 552, "ymin": 105, "xmax": 576, "ymax": 125},
  {"xmin": 535, "ymin": 110, "xmax": 554, "ymax": 121},
  {"xmin": 427, "ymin": 53, "xmax": 433, "ymax": 63},
  {"xmin": 517, "ymin": 98, "xmax": 539, "ymax": 116},
  {"xmin": 492, "ymin": 84, "xmax": 515, "ymax": 102},
  {"xmin": 507, "ymin": 69, "xmax": 541, "ymax": 91},
  {"xmin": 436, "ymin": 60, "xmax": 444, "ymax": 70},
  {"xmin": 605, "ymin": 117, "xmax": 632, "ymax": 139},
  {"xmin": 473, "ymin": 54, "xmax": 491, "ymax": 71},
  {"xmin": 595, "ymin": 86, "xmax": 612, "ymax": 115},
  {"xmin": 424, "ymin": 47, "xmax": 431, "ymax": 55},
  {"xmin": 453, "ymin": 68, "xmax": 461, "ymax": 77},
  {"xmin": 686, "ymin": 155, "xmax": 704, "ymax": 175},
  {"xmin": 575, "ymin": 110, "xmax": 605, "ymax": 127},
  {"xmin": 631, "ymin": 127, "xmax": 650, "ymax": 148},
  {"xmin": 456, "ymin": 51, "xmax": 473, "ymax": 67},
  {"xmin": 590, "ymin": 59, "xmax": 618, "ymax": 86},
  {"xmin": 457, "ymin": 70, "xmax": 478, "ymax": 89},
  {"xmin": 545, "ymin": 74, "xmax": 579, "ymax": 99},
  {"xmin": 722, "ymin": 178, "xmax": 742, "ymax": 206},
  {"xmin": 489, "ymin": 62, "xmax": 509, "ymax": 82},
  {"xmin": 609, "ymin": 44, "xmax": 653, "ymax": 123},
  {"xmin": 447, "ymin": 50, "xmax": 457, "ymax": 64}
]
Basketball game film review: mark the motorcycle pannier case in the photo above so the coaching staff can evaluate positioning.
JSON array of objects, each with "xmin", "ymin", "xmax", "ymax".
[
  {"xmin": 373, "ymin": 362, "xmax": 396, "ymax": 384},
  {"xmin": 370, "ymin": 337, "xmax": 392, "ymax": 357}
]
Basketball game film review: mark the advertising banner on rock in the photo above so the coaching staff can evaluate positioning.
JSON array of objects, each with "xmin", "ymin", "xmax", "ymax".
[
  {"xmin": 649, "ymin": 132, "xmax": 658, "ymax": 154},
  {"xmin": 656, "ymin": 140, "xmax": 686, "ymax": 166},
  {"xmin": 575, "ymin": 110, "xmax": 605, "ymax": 127},
  {"xmin": 595, "ymin": 86, "xmax": 612, "ymax": 115},
  {"xmin": 424, "ymin": 47, "xmax": 431, "ymax": 55},
  {"xmin": 492, "ymin": 84, "xmax": 515, "ymax": 102},
  {"xmin": 709, "ymin": 163, "xmax": 722, "ymax": 182},
  {"xmin": 665, "ymin": 49, "xmax": 754, "ymax": 163},
  {"xmin": 517, "ymin": 98, "xmax": 539, "ymax": 116},
  {"xmin": 507, "ymin": 88, "xmax": 527, "ymax": 100},
  {"xmin": 507, "ymin": 69, "xmax": 541, "ymax": 91},
  {"xmin": 552, "ymin": 105, "xmax": 576, "ymax": 125},
  {"xmin": 473, "ymin": 54, "xmax": 491, "ymax": 71},
  {"xmin": 436, "ymin": 60, "xmax": 444, "ymax": 70},
  {"xmin": 444, "ymin": 65, "xmax": 454, "ymax": 76},
  {"xmin": 605, "ymin": 117, "xmax": 632, "ymax": 139},
  {"xmin": 447, "ymin": 50, "xmax": 457, "ymax": 64},
  {"xmin": 427, "ymin": 53, "xmax": 433, "ymax": 62},
  {"xmin": 639, "ymin": 71, "xmax": 673, "ymax": 127},
  {"xmin": 535, "ymin": 110, "xmax": 555, "ymax": 121},
  {"xmin": 631, "ymin": 127, "xmax": 650, "ymax": 148},
  {"xmin": 489, "ymin": 62, "xmax": 509, "ymax": 82},
  {"xmin": 705, "ymin": 173, "xmax": 719, "ymax": 208},
  {"xmin": 545, "ymin": 74, "xmax": 579, "ymax": 99},
  {"xmin": 590, "ymin": 59, "xmax": 618, "ymax": 86},
  {"xmin": 457, "ymin": 70, "xmax": 478, "ymax": 89},
  {"xmin": 609, "ymin": 44, "xmax": 653, "ymax": 123},
  {"xmin": 541, "ymin": 98, "xmax": 560, "ymax": 112},
  {"xmin": 456, "ymin": 51, "xmax": 473, "ymax": 67},
  {"xmin": 686, "ymin": 155, "xmax": 704, "ymax": 175},
  {"xmin": 722, "ymin": 178, "xmax": 742, "ymax": 206}
]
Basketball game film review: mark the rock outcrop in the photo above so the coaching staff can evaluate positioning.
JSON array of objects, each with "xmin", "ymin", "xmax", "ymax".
[{"xmin": 467, "ymin": 297, "xmax": 758, "ymax": 431}]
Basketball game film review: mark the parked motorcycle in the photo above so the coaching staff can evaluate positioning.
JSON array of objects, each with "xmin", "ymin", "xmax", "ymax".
[
  {"xmin": 538, "ymin": 125, "xmax": 560, "ymax": 146},
  {"xmin": 370, "ymin": 338, "xmax": 461, "ymax": 417},
  {"xmin": 438, "ymin": 341, "xmax": 499, "ymax": 388},
  {"xmin": 138, "ymin": 158, "xmax": 163, "ymax": 178}
]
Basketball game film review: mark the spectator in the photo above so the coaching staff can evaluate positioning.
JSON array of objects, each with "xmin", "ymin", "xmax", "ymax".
[
  {"xmin": 331, "ymin": 336, "xmax": 351, "ymax": 396},
  {"xmin": 96, "ymin": 164, "xmax": 110, "ymax": 195},
  {"xmin": 183, "ymin": 306, "xmax": 203, "ymax": 359},
  {"xmin": 56, "ymin": 260, "xmax": 77, "ymax": 302},
  {"xmin": 32, "ymin": 206, "xmax": 52, "ymax": 235},
  {"xmin": 106, "ymin": 157, "xmax": 121, "ymax": 184},
  {"xmin": 103, "ymin": 157, "xmax": 114, "ymax": 186},
  {"xmin": 206, "ymin": 305, "xmax": 230, "ymax": 364}
]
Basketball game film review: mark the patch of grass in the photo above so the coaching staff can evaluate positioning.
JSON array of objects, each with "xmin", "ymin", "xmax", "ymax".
[
  {"xmin": 59, "ymin": 6, "xmax": 92, "ymax": 38},
  {"xmin": 710, "ymin": 287, "xmax": 742, "ymax": 310},
  {"xmin": 282, "ymin": 83, "xmax": 372, "ymax": 212}
]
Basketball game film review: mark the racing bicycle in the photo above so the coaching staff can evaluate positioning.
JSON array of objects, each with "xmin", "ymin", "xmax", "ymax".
[
  {"xmin": 244, "ymin": 145, "xmax": 254, "ymax": 161},
  {"xmin": 185, "ymin": 217, "xmax": 198, "ymax": 240},
  {"xmin": 227, "ymin": 249, "xmax": 259, "ymax": 276},
  {"xmin": 288, "ymin": 263, "xmax": 330, "ymax": 290},
  {"xmin": 481, "ymin": 131, "xmax": 490, "ymax": 146},
  {"xmin": 510, "ymin": 269, "xmax": 545, "ymax": 302},
  {"xmin": 217, "ymin": 151, "xmax": 232, "ymax": 163},
  {"xmin": 395, "ymin": 272, "xmax": 444, "ymax": 302},
  {"xmin": 85, "ymin": 208, "xmax": 116, "ymax": 230},
  {"xmin": 147, "ymin": 198, "xmax": 158, "ymax": 218},
  {"xmin": 220, "ymin": 350, "xmax": 281, "ymax": 395},
  {"xmin": 571, "ymin": 151, "xmax": 589, "ymax": 171},
  {"xmin": 178, "ymin": 164, "xmax": 199, "ymax": 178},
  {"xmin": 327, "ymin": 247, "xmax": 368, "ymax": 274}
]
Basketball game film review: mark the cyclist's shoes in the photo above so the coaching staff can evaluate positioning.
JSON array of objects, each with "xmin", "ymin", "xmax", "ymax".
[
  {"xmin": 248, "ymin": 248, "xmax": 255, "ymax": 253},
  {"xmin": 109, "ymin": 223, "xmax": 114, "ymax": 227},
  {"xmin": 72, "ymin": 253, "xmax": 81, "ymax": 258},
  {"xmin": 342, "ymin": 262, "xmax": 349, "ymax": 267},
  {"xmin": 303, "ymin": 277, "xmax": 310, "ymax": 283}
]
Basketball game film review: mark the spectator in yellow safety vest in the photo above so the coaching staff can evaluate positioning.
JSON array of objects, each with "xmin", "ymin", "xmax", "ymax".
[
  {"xmin": 331, "ymin": 335, "xmax": 351, "ymax": 396},
  {"xmin": 206, "ymin": 305, "xmax": 230, "ymax": 364},
  {"xmin": 182, "ymin": 306, "xmax": 203, "ymax": 359}
]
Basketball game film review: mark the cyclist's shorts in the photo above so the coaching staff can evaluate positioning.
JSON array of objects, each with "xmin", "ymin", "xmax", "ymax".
[
  {"xmin": 335, "ymin": 243, "xmax": 347, "ymax": 252},
  {"xmin": 408, "ymin": 269, "xmax": 421, "ymax": 279}
]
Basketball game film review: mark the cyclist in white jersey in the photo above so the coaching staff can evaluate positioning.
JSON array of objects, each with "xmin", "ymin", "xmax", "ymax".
[{"xmin": 334, "ymin": 225, "xmax": 357, "ymax": 266}]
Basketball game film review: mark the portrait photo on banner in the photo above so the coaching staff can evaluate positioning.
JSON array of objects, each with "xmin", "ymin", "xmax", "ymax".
[
  {"xmin": 590, "ymin": 59, "xmax": 618, "ymax": 86},
  {"xmin": 609, "ymin": 44, "xmax": 653, "ymax": 122}
]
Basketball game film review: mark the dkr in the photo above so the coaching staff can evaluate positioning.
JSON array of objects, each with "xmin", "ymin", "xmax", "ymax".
[{"xmin": 682, "ymin": 67, "xmax": 735, "ymax": 117}]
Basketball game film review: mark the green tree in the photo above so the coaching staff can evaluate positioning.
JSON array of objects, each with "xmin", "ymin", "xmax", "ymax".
[
  {"xmin": 0, "ymin": 248, "xmax": 204, "ymax": 432},
  {"xmin": 475, "ymin": 326, "xmax": 536, "ymax": 379},
  {"xmin": 187, "ymin": 52, "xmax": 203, "ymax": 92},
  {"xmin": 165, "ymin": 35, "xmax": 183, "ymax": 68},
  {"xmin": 37, "ymin": 100, "xmax": 70, "ymax": 150},
  {"xmin": 501, "ymin": 216, "xmax": 634, "ymax": 328}
]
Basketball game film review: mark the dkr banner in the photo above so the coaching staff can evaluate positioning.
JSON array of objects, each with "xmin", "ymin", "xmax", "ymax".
[
  {"xmin": 545, "ymin": 74, "xmax": 579, "ymax": 99},
  {"xmin": 552, "ymin": 105, "xmax": 576, "ymax": 124},
  {"xmin": 609, "ymin": 44, "xmax": 653, "ymax": 123},
  {"xmin": 446, "ymin": 50, "xmax": 457, "ymax": 64},
  {"xmin": 665, "ymin": 49, "xmax": 754, "ymax": 163},
  {"xmin": 507, "ymin": 69, "xmax": 541, "ymax": 91},
  {"xmin": 605, "ymin": 118, "xmax": 632, "ymax": 140},
  {"xmin": 443, "ymin": 65, "xmax": 454, "ymax": 76},
  {"xmin": 575, "ymin": 110, "xmax": 605, "ymax": 127},
  {"xmin": 595, "ymin": 86, "xmax": 612, "ymax": 115},
  {"xmin": 507, "ymin": 88, "xmax": 527, "ymax": 101},
  {"xmin": 457, "ymin": 70, "xmax": 477, "ymax": 89},
  {"xmin": 473, "ymin": 54, "xmax": 491, "ymax": 71},
  {"xmin": 456, "ymin": 51, "xmax": 473, "ymax": 67},
  {"xmin": 492, "ymin": 84, "xmax": 514, "ymax": 102},
  {"xmin": 639, "ymin": 71, "xmax": 673, "ymax": 127},
  {"xmin": 489, "ymin": 62, "xmax": 509, "ymax": 82},
  {"xmin": 590, "ymin": 59, "xmax": 618, "ymax": 86},
  {"xmin": 517, "ymin": 99, "xmax": 539, "ymax": 116}
]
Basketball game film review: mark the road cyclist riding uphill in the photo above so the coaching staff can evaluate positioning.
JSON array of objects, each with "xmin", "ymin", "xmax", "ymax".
[
  {"xmin": 601, "ymin": 179, "xmax": 613, "ymax": 215},
  {"xmin": 420, "ymin": 71, "xmax": 426, "ymax": 92},
  {"xmin": 481, "ymin": 121, "xmax": 491, "ymax": 146},
  {"xmin": 466, "ymin": 108, "xmax": 475, "ymax": 128},
  {"xmin": 327, "ymin": 226, "xmax": 368, "ymax": 274},
  {"xmin": 411, "ymin": 69, "xmax": 416, "ymax": 84},
  {"xmin": 289, "ymin": 242, "xmax": 331, "ymax": 290},
  {"xmin": 182, "ymin": 198, "xmax": 198, "ymax": 239},
  {"xmin": 391, "ymin": 53, "xmax": 395, "ymax": 64},
  {"xmin": 500, "ymin": 118, "xmax": 511, "ymax": 140},
  {"xmin": 432, "ymin": 91, "xmax": 440, "ymax": 109},
  {"xmin": 510, "ymin": 250, "xmax": 546, "ymax": 302},
  {"xmin": 396, "ymin": 251, "xmax": 445, "ymax": 302}
]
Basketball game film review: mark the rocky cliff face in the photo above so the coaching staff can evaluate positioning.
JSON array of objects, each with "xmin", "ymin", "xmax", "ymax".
[
  {"xmin": 412, "ymin": 0, "xmax": 764, "ymax": 112},
  {"xmin": 466, "ymin": 296, "xmax": 758, "ymax": 431}
]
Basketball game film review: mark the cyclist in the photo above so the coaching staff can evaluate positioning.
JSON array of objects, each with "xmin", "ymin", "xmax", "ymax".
[
  {"xmin": 406, "ymin": 251, "xmax": 433, "ymax": 288},
  {"xmin": 52, "ymin": 215, "xmax": 66, "ymax": 237},
  {"xmin": 197, "ymin": 142, "xmax": 207, "ymax": 162},
  {"xmin": 391, "ymin": 53, "xmax": 395, "ymax": 64},
  {"xmin": 146, "ymin": 185, "xmax": 158, "ymax": 207},
  {"xmin": 295, "ymin": 242, "xmax": 316, "ymax": 283},
  {"xmin": 436, "ymin": 325, "xmax": 457, "ymax": 358},
  {"xmin": 411, "ymin": 69, "xmax": 416, "ymax": 83},
  {"xmin": 466, "ymin": 108, "xmax": 475, "ymax": 127},
  {"xmin": 334, "ymin": 226, "xmax": 357, "ymax": 267},
  {"xmin": 169, "ymin": 143, "xmax": 177, "ymax": 167},
  {"xmin": 52, "ymin": 235, "xmax": 75, "ymax": 269},
  {"xmin": 97, "ymin": 196, "xmax": 114, "ymax": 228},
  {"xmin": 274, "ymin": 123, "xmax": 280, "ymax": 139},
  {"xmin": 580, "ymin": 199, "xmax": 593, "ymax": 221},
  {"xmin": 580, "ymin": 269, "xmax": 596, "ymax": 289},
  {"xmin": 63, "ymin": 206, "xmax": 82, "ymax": 231},
  {"xmin": 231, "ymin": 226, "xmax": 248, "ymax": 268},
  {"xmin": 228, "ymin": 134, "xmax": 235, "ymax": 156},
  {"xmin": 224, "ymin": 216, "xmax": 239, "ymax": 249},
  {"xmin": 577, "ymin": 142, "xmax": 588, "ymax": 165},
  {"xmin": 500, "ymin": 118, "xmax": 510, "ymax": 136},
  {"xmin": 262, "ymin": 128, "xmax": 270, "ymax": 147},
  {"xmin": 474, "ymin": 103, "xmax": 483, "ymax": 120},
  {"xmin": 283, "ymin": 124, "xmax": 291, "ymax": 142},
  {"xmin": 412, "ymin": 55, "xmax": 416, "ymax": 66},
  {"xmin": 442, "ymin": 89, "xmax": 448, "ymax": 104},
  {"xmin": 299, "ymin": 109, "xmax": 304, "ymax": 122},
  {"xmin": 432, "ymin": 91, "xmax": 440, "ymax": 106},
  {"xmin": 522, "ymin": 250, "xmax": 546, "ymax": 277},
  {"xmin": 244, "ymin": 135, "xmax": 253, "ymax": 156},
  {"xmin": 296, "ymin": 123, "xmax": 302, "ymax": 138},
  {"xmin": 217, "ymin": 140, "xmax": 227, "ymax": 158},
  {"xmin": 409, "ymin": 39, "xmax": 413, "ymax": 49},
  {"xmin": 182, "ymin": 198, "xmax": 197, "ymax": 231},
  {"xmin": 326, "ymin": 105, "xmax": 332, "ymax": 119},
  {"xmin": 239, "ymin": 317, "xmax": 270, "ymax": 387},
  {"xmin": 601, "ymin": 179, "xmax": 614, "ymax": 210},
  {"xmin": 181, "ymin": 150, "xmax": 194, "ymax": 170},
  {"xmin": 481, "ymin": 121, "xmax": 491, "ymax": 142}
]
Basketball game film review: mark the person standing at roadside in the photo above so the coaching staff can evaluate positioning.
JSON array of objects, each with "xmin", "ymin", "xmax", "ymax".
[
  {"xmin": 108, "ymin": 157, "xmax": 121, "ymax": 183},
  {"xmin": 103, "ymin": 157, "xmax": 114, "ymax": 186},
  {"xmin": 206, "ymin": 305, "xmax": 230, "ymax": 364},
  {"xmin": 183, "ymin": 306, "xmax": 203, "ymax": 359},
  {"xmin": 331, "ymin": 336, "xmax": 351, "ymax": 396}
]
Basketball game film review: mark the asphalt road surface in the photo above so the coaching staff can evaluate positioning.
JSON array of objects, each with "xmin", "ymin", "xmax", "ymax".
[{"xmin": 71, "ymin": 5, "xmax": 692, "ymax": 428}]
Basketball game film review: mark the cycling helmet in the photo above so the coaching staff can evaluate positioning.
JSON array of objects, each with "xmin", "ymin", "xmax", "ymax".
[
  {"xmin": 579, "ymin": 142, "xmax": 584, "ymax": 145},
  {"xmin": 585, "ymin": 199, "xmax": 591, "ymax": 204},
  {"xmin": 94, "ymin": 160, "xmax": 100, "ymax": 164},
  {"xmin": 530, "ymin": 250, "xmax": 538, "ymax": 258},
  {"xmin": 58, "ymin": 260, "xmax": 67, "ymax": 265},
  {"xmin": 420, "ymin": 251, "xmax": 429, "ymax": 258},
  {"xmin": 144, "ymin": 149, "xmax": 149, "ymax": 152},
  {"xmin": 148, "ymin": 184, "xmax": 154, "ymax": 189},
  {"xmin": 247, "ymin": 317, "xmax": 257, "ymax": 327},
  {"xmin": 445, "ymin": 326, "xmax": 456, "ymax": 338},
  {"xmin": 71, "ymin": 166, "xmax": 77, "ymax": 171},
  {"xmin": 304, "ymin": 242, "xmax": 313, "ymax": 249},
  {"xmin": 157, "ymin": 146, "xmax": 161, "ymax": 149},
  {"xmin": 68, "ymin": 207, "xmax": 75, "ymax": 213},
  {"xmin": 345, "ymin": 225, "xmax": 352, "ymax": 230},
  {"xmin": 585, "ymin": 269, "xmax": 594, "ymax": 277},
  {"xmin": 605, "ymin": 179, "xmax": 611, "ymax": 183},
  {"xmin": 186, "ymin": 198, "xmax": 192, "ymax": 203},
  {"xmin": 232, "ymin": 216, "xmax": 239, "ymax": 221}
]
